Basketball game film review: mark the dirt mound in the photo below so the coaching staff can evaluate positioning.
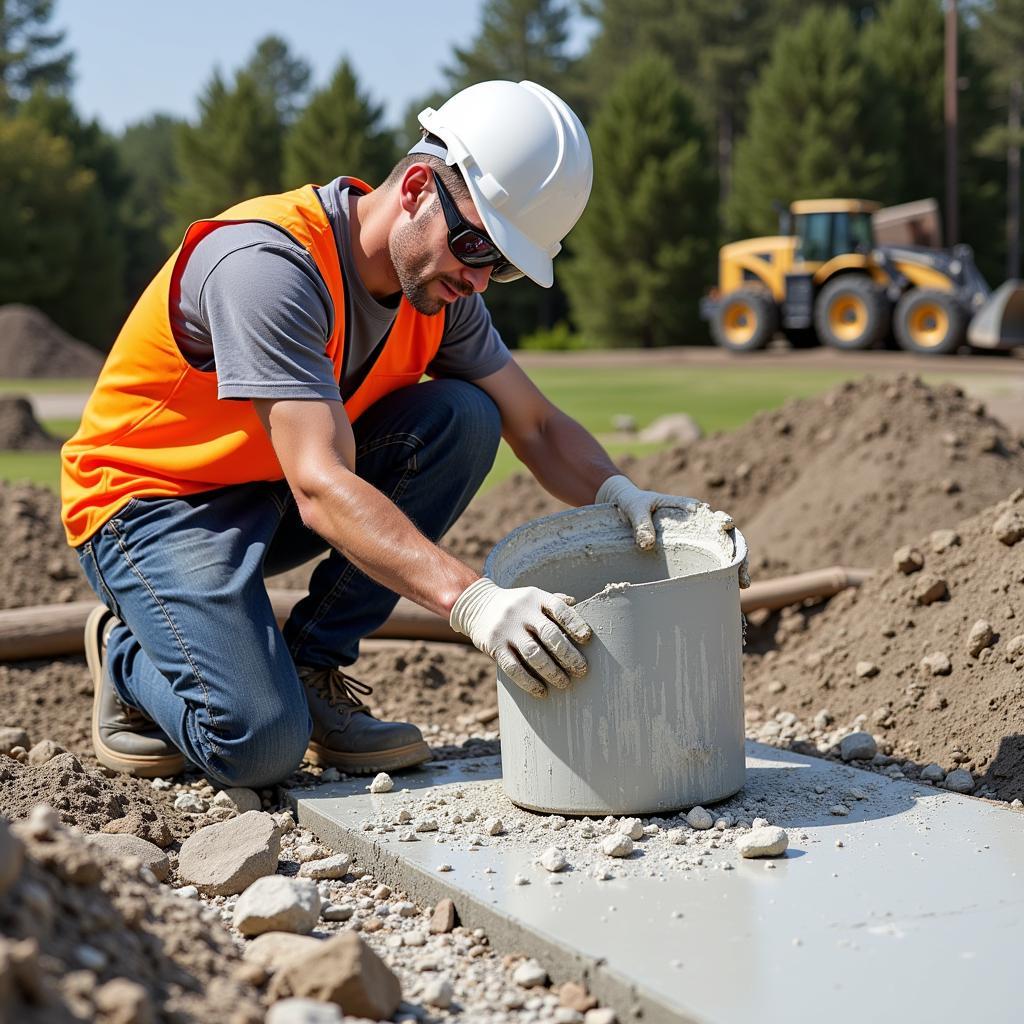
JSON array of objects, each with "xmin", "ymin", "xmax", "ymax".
[
  {"xmin": 444, "ymin": 375, "xmax": 1024, "ymax": 576},
  {"xmin": 0, "ymin": 482, "xmax": 91, "ymax": 608},
  {"xmin": 0, "ymin": 813, "xmax": 262, "ymax": 1023},
  {"xmin": 0, "ymin": 305, "xmax": 104, "ymax": 378},
  {"xmin": 0, "ymin": 397, "xmax": 59, "ymax": 451},
  {"xmin": 744, "ymin": 489, "xmax": 1024, "ymax": 801},
  {"xmin": 0, "ymin": 752, "xmax": 188, "ymax": 847}
]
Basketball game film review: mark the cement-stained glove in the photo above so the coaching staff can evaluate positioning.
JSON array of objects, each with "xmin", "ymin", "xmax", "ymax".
[
  {"xmin": 450, "ymin": 578, "xmax": 592, "ymax": 699},
  {"xmin": 596, "ymin": 474, "xmax": 708, "ymax": 550}
]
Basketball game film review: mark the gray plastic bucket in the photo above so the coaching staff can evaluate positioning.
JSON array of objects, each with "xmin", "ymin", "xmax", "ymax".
[{"xmin": 484, "ymin": 503, "xmax": 747, "ymax": 816}]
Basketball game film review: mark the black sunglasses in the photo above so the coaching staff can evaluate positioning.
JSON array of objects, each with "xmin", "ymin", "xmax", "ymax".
[{"xmin": 433, "ymin": 171, "xmax": 524, "ymax": 283}]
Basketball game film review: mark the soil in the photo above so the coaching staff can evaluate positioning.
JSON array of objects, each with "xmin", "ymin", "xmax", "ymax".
[
  {"xmin": 0, "ymin": 305, "xmax": 104, "ymax": 378},
  {"xmin": 3, "ymin": 370, "xmax": 1024, "ymax": 1020},
  {"xmin": 743, "ymin": 488, "xmax": 1024, "ymax": 801},
  {"xmin": 0, "ymin": 397, "xmax": 60, "ymax": 451},
  {"xmin": 0, "ymin": 814, "xmax": 263, "ymax": 1023}
]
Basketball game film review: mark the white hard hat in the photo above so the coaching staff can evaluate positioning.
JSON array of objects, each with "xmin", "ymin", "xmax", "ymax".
[{"xmin": 414, "ymin": 80, "xmax": 593, "ymax": 288}]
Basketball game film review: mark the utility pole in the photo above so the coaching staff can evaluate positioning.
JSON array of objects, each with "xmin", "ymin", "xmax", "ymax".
[
  {"xmin": 945, "ymin": 0, "xmax": 959, "ymax": 246},
  {"xmin": 1009, "ymin": 78, "xmax": 1022, "ymax": 280}
]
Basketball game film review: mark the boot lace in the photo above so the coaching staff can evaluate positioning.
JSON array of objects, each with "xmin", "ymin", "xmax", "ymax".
[{"xmin": 307, "ymin": 668, "xmax": 374, "ymax": 717}]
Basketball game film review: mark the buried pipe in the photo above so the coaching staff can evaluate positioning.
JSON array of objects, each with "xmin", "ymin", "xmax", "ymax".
[{"xmin": 0, "ymin": 568, "xmax": 871, "ymax": 663}]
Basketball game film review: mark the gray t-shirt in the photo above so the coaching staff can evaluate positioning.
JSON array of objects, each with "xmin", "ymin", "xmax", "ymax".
[{"xmin": 170, "ymin": 177, "xmax": 511, "ymax": 402}]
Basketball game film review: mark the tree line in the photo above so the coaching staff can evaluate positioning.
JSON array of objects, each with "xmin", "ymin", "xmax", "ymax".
[{"xmin": 1, "ymin": 0, "xmax": 1021, "ymax": 350}]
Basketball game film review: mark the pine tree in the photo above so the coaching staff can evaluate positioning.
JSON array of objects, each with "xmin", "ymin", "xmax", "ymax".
[
  {"xmin": 562, "ymin": 53, "xmax": 718, "ymax": 347},
  {"xmin": 976, "ymin": 0, "xmax": 1024, "ymax": 278},
  {"xmin": 726, "ymin": 6, "xmax": 895, "ymax": 237},
  {"xmin": 167, "ymin": 68, "xmax": 284, "ymax": 244},
  {"xmin": 242, "ymin": 35, "xmax": 311, "ymax": 126},
  {"xmin": 0, "ymin": 0, "xmax": 72, "ymax": 109},
  {"xmin": 445, "ymin": 0, "xmax": 573, "ymax": 91},
  {"xmin": 283, "ymin": 60, "xmax": 396, "ymax": 189}
]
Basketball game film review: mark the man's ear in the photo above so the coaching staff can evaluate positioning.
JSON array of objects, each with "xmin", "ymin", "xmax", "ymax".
[{"xmin": 399, "ymin": 163, "xmax": 433, "ymax": 217}]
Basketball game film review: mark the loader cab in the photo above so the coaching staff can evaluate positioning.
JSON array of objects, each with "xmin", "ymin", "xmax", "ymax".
[{"xmin": 791, "ymin": 199, "xmax": 879, "ymax": 265}]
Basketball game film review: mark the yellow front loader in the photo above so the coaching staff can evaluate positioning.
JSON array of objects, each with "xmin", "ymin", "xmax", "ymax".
[{"xmin": 700, "ymin": 199, "xmax": 1024, "ymax": 355}]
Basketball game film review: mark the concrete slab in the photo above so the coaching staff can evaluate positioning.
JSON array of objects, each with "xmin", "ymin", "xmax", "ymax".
[{"xmin": 290, "ymin": 743, "xmax": 1024, "ymax": 1024}]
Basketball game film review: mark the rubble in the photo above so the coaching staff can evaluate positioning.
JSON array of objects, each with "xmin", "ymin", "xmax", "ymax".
[
  {"xmin": 736, "ymin": 826, "xmax": 789, "ymax": 858},
  {"xmin": 175, "ymin": 810, "xmax": 281, "ymax": 895},
  {"xmin": 233, "ymin": 875, "xmax": 321, "ymax": 935}
]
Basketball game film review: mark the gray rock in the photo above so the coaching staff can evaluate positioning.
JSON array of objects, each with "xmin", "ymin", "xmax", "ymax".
[
  {"xmin": 297, "ymin": 852, "xmax": 351, "ymax": 880},
  {"xmin": 266, "ymin": 999, "xmax": 344, "ymax": 1024},
  {"xmin": 920, "ymin": 652, "xmax": 952, "ymax": 676},
  {"xmin": 27, "ymin": 739, "xmax": 65, "ymax": 765},
  {"xmin": 243, "ymin": 931, "xmax": 323, "ymax": 969},
  {"xmin": 422, "ymin": 977, "xmax": 454, "ymax": 1008},
  {"xmin": 686, "ymin": 806, "xmax": 714, "ymax": 830},
  {"xmin": 993, "ymin": 509, "xmax": 1024, "ymax": 546},
  {"xmin": 322, "ymin": 902, "xmax": 354, "ymax": 922},
  {"xmin": 176, "ymin": 810, "xmax": 280, "ymax": 896},
  {"xmin": 639, "ymin": 413, "xmax": 702, "ymax": 446},
  {"xmin": 268, "ymin": 932, "xmax": 401, "ymax": 1020},
  {"xmin": 945, "ymin": 769, "xmax": 975, "ymax": 794},
  {"xmin": 87, "ymin": 833, "xmax": 170, "ymax": 882},
  {"xmin": 967, "ymin": 620, "xmax": 995, "ymax": 658},
  {"xmin": 839, "ymin": 731, "xmax": 877, "ymax": 761},
  {"xmin": 233, "ymin": 875, "xmax": 321, "ymax": 936},
  {"xmin": 920, "ymin": 763, "xmax": 946, "ymax": 783},
  {"xmin": 212, "ymin": 787, "xmax": 262, "ymax": 813},
  {"xmin": 0, "ymin": 727, "xmax": 29, "ymax": 756},
  {"xmin": 736, "ymin": 826, "xmax": 789, "ymax": 859}
]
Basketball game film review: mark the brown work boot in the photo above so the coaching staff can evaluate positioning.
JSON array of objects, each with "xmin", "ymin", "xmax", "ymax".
[
  {"xmin": 298, "ymin": 666, "xmax": 431, "ymax": 775},
  {"xmin": 85, "ymin": 605, "xmax": 185, "ymax": 778}
]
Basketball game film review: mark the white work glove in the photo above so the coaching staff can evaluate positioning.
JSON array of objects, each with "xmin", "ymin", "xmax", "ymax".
[
  {"xmin": 596, "ymin": 474, "xmax": 707, "ymax": 550},
  {"xmin": 450, "ymin": 578, "xmax": 592, "ymax": 699},
  {"xmin": 596, "ymin": 474, "xmax": 749, "ymax": 587}
]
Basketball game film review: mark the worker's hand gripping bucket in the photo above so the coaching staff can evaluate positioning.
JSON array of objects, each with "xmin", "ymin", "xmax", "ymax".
[{"xmin": 484, "ymin": 503, "xmax": 747, "ymax": 816}]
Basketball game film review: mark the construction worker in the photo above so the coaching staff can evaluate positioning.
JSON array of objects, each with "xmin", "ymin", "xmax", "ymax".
[{"xmin": 61, "ymin": 80, "xmax": 704, "ymax": 787}]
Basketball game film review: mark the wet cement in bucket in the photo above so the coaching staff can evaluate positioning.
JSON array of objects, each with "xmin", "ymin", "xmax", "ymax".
[{"xmin": 486, "ymin": 504, "xmax": 747, "ymax": 817}]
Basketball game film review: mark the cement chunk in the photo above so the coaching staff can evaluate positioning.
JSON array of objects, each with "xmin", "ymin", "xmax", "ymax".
[
  {"xmin": 616, "ymin": 817, "xmax": 643, "ymax": 840},
  {"xmin": 233, "ymin": 875, "xmax": 321, "ymax": 936},
  {"xmin": 87, "ymin": 832, "xmax": 170, "ymax": 882},
  {"xmin": 736, "ymin": 826, "xmax": 789, "ymax": 859},
  {"xmin": 298, "ymin": 853, "xmax": 351, "ymax": 879},
  {"xmin": 539, "ymin": 846, "xmax": 568, "ymax": 872},
  {"xmin": 600, "ymin": 833, "xmax": 634, "ymax": 858},
  {"xmin": 368, "ymin": 772, "xmax": 393, "ymax": 794},
  {"xmin": 268, "ymin": 932, "xmax": 401, "ymax": 1019},
  {"xmin": 176, "ymin": 810, "xmax": 280, "ymax": 896}
]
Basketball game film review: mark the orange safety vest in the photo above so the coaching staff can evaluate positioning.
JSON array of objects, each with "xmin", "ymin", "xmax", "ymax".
[{"xmin": 61, "ymin": 180, "xmax": 446, "ymax": 547}]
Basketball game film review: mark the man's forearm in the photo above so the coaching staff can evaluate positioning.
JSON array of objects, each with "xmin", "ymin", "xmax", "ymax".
[
  {"xmin": 510, "ymin": 409, "xmax": 621, "ymax": 507},
  {"xmin": 299, "ymin": 470, "xmax": 478, "ymax": 618}
]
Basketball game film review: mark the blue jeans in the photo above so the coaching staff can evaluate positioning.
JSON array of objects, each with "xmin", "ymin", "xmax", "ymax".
[{"xmin": 76, "ymin": 380, "xmax": 502, "ymax": 787}]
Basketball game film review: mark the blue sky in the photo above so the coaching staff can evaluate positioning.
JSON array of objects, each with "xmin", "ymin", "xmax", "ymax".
[{"xmin": 57, "ymin": 1, "xmax": 591, "ymax": 135}]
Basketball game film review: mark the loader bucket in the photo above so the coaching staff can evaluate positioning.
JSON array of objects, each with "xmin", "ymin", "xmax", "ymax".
[{"xmin": 968, "ymin": 279, "xmax": 1024, "ymax": 349}]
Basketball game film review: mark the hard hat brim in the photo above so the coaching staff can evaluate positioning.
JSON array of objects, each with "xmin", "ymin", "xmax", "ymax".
[{"xmin": 461, "ymin": 175, "xmax": 555, "ymax": 289}]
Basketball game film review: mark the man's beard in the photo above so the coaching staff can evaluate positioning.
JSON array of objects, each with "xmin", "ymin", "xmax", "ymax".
[{"xmin": 390, "ymin": 221, "xmax": 471, "ymax": 315}]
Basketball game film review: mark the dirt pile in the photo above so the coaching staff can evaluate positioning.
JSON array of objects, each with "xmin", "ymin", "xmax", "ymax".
[
  {"xmin": 0, "ymin": 482, "xmax": 91, "ymax": 608},
  {"xmin": 0, "ymin": 811, "xmax": 263, "ymax": 1023},
  {"xmin": 744, "ymin": 488, "xmax": 1024, "ymax": 801},
  {"xmin": 444, "ymin": 375, "xmax": 1024, "ymax": 576},
  {"xmin": 0, "ymin": 305, "xmax": 104, "ymax": 379},
  {"xmin": 0, "ymin": 752, "xmax": 189, "ymax": 846},
  {"xmin": 0, "ymin": 397, "xmax": 59, "ymax": 451}
]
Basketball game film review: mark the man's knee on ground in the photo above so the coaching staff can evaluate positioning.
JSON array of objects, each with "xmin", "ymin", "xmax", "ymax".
[{"xmin": 198, "ymin": 712, "xmax": 311, "ymax": 790}]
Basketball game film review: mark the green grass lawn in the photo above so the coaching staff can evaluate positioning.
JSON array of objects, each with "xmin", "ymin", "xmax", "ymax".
[{"xmin": 0, "ymin": 364, "xmax": 868, "ymax": 493}]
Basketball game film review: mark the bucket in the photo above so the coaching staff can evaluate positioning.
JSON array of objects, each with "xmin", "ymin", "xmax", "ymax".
[{"xmin": 484, "ymin": 503, "xmax": 747, "ymax": 816}]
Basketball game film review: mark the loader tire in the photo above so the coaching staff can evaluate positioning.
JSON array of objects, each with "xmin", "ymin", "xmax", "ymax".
[
  {"xmin": 711, "ymin": 290, "xmax": 777, "ymax": 352},
  {"xmin": 894, "ymin": 289, "xmax": 967, "ymax": 355},
  {"xmin": 814, "ymin": 275, "xmax": 890, "ymax": 351}
]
